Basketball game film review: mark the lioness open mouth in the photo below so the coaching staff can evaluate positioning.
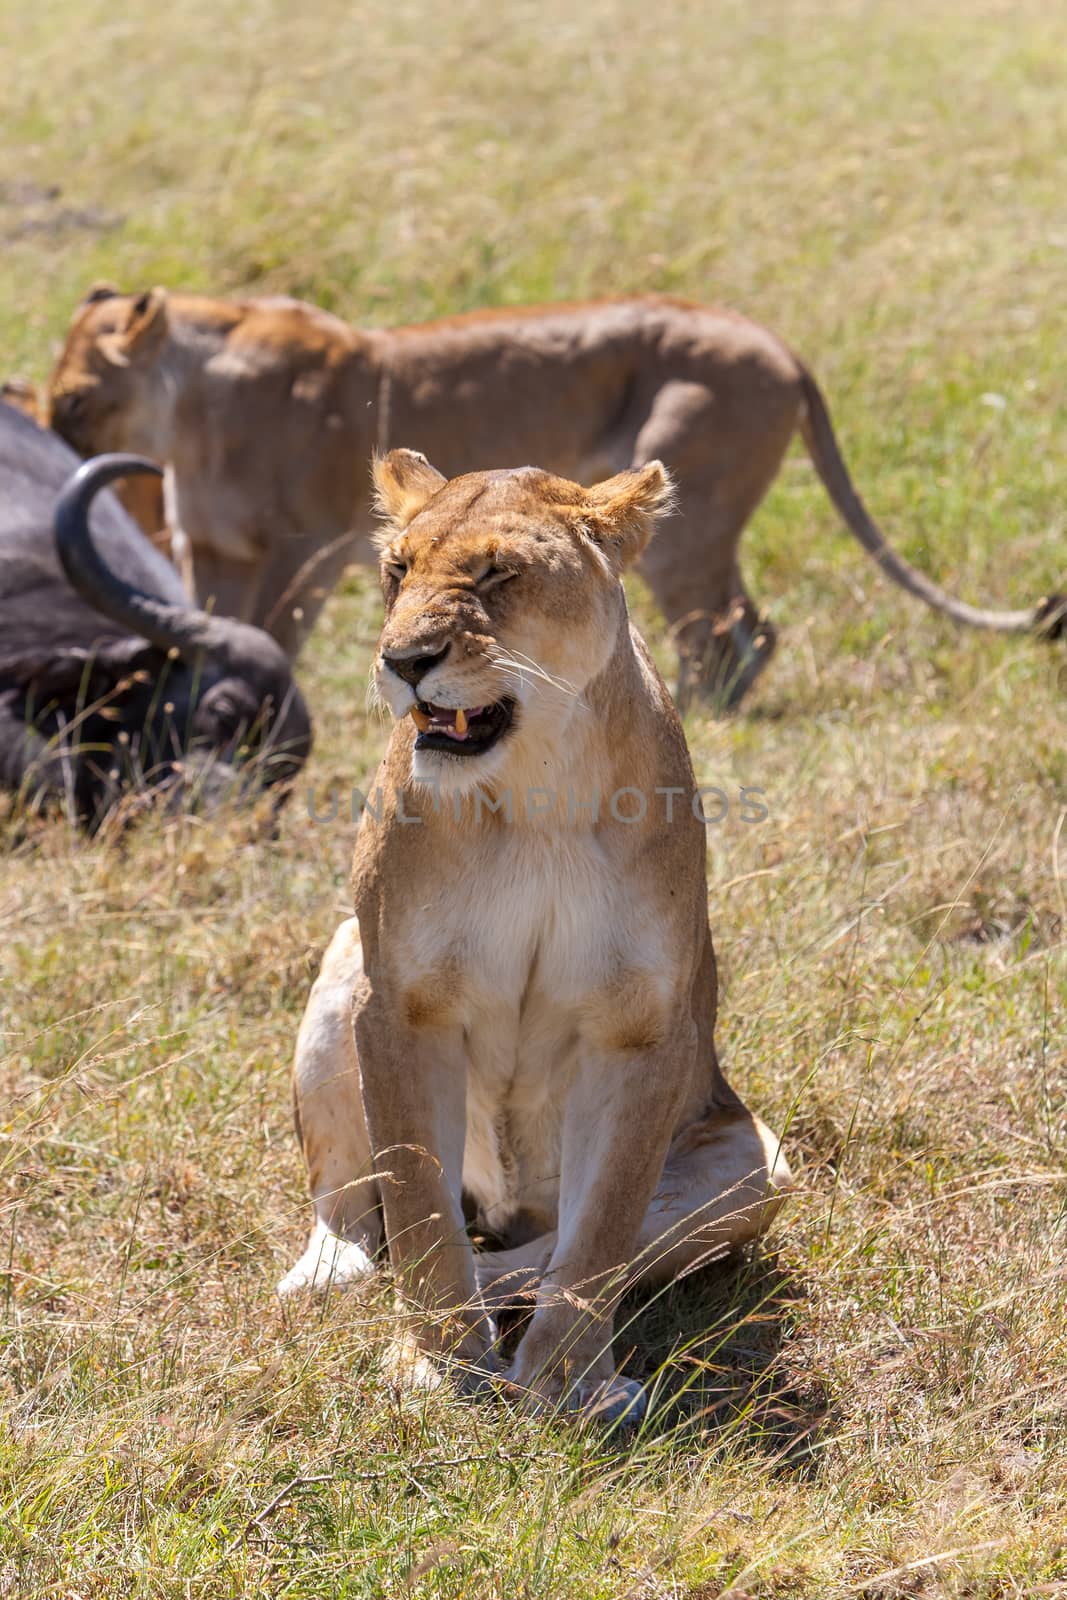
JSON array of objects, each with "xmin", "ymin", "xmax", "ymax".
[{"xmin": 409, "ymin": 698, "xmax": 515, "ymax": 757}]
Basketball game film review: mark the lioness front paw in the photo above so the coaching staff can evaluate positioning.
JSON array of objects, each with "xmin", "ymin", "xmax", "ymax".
[
  {"xmin": 382, "ymin": 1333, "xmax": 504, "ymax": 1401},
  {"xmin": 276, "ymin": 1220, "xmax": 376, "ymax": 1297},
  {"xmin": 505, "ymin": 1359, "xmax": 646, "ymax": 1430},
  {"xmin": 571, "ymin": 1373, "xmax": 646, "ymax": 1429}
]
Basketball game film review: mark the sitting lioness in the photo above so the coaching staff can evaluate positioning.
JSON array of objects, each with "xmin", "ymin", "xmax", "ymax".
[
  {"xmin": 47, "ymin": 288, "xmax": 1063, "ymax": 709},
  {"xmin": 279, "ymin": 448, "xmax": 792, "ymax": 1423}
]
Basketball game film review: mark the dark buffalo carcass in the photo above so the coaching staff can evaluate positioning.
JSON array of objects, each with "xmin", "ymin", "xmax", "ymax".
[{"xmin": 0, "ymin": 401, "xmax": 311, "ymax": 826}]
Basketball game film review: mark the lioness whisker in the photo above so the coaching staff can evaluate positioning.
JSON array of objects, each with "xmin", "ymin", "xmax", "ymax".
[
  {"xmin": 489, "ymin": 648, "xmax": 582, "ymax": 704},
  {"xmin": 365, "ymin": 675, "xmax": 390, "ymax": 726},
  {"xmin": 496, "ymin": 646, "xmax": 579, "ymax": 697},
  {"xmin": 485, "ymin": 661, "xmax": 525, "ymax": 698}
]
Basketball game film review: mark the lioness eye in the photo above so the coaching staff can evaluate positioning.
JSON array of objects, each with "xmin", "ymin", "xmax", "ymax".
[
  {"xmin": 477, "ymin": 564, "xmax": 518, "ymax": 590},
  {"xmin": 383, "ymin": 559, "xmax": 408, "ymax": 584}
]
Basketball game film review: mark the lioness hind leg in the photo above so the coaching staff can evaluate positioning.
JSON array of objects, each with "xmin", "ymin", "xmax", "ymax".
[
  {"xmin": 677, "ymin": 574, "xmax": 778, "ymax": 713},
  {"xmin": 475, "ymin": 1106, "xmax": 791, "ymax": 1309},
  {"xmin": 474, "ymin": 1106, "xmax": 790, "ymax": 1429},
  {"xmin": 277, "ymin": 917, "xmax": 383, "ymax": 1297},
  {"xmin": 253, "ymin": 532, "xmax": 363, "ymax": 659},
  {"xmin": 638, "ymin": 502, "xmax": 778, "ymax": 712},
  {"xmin": 629, "ymin": 375, "xmax": 797, "ymax": 711},
  {"xmin": 633, "ymin": 1106, "xmax": 792, "ymax": 1283}
]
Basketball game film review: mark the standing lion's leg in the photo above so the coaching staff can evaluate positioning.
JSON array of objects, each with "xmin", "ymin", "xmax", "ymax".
[
  {"xmin": 187, "ymin": 549, "xmax": 263, "ymax": 626},
  {"xmin": 629, "ymin": 378, "xmax": 797, "ymax": 710},
  {"xmin": 254, "ymin": 531, "xmax": 363, "ymax": 659},
  {"xmin": 277, "ymin": 918, "xmax": 383, "ymax": 1296},
  {"xmin": 641, "ymin": 535, "xmax": 778, "ymax": 712},
  {"xmin": 691, "ymin": 575, "xmax": 778, "ymax": 714}
]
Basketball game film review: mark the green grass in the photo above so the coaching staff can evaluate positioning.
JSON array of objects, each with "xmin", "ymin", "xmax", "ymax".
[{"xmin": 1, "ymin": 0, "xmax": 1066, "ymax": 1594}]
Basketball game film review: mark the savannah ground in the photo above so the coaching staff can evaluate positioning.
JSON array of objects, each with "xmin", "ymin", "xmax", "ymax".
[{"xmin": 1, "ymin": 0, "xmax": 1066, "ymax": 1593}]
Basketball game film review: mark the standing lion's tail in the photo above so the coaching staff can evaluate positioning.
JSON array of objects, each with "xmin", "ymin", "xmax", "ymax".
[{"xmin": 796, "ymin": 365, "xmax": 1066, "ymax": 638}]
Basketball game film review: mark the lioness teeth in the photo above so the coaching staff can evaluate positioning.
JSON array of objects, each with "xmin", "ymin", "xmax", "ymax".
[{"xmin": 411, "ymin": 702, "xmax": 493, "ymax": 740}]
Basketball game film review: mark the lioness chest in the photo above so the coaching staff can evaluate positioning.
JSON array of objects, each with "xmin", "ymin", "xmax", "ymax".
[{"xmin": 395, "ymin": 828, "xmax": 676, "ymax": 1235}]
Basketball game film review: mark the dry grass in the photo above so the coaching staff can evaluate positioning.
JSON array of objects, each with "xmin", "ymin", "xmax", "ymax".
[{"xmin": 1, "ymin": 0, "xmax": 1066, "ymax": 1594}]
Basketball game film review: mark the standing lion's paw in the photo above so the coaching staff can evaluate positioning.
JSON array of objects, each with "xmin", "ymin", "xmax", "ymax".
[{"xmin": 276, "ymin": 1220, "xmax": 376, "ymax": 1297}]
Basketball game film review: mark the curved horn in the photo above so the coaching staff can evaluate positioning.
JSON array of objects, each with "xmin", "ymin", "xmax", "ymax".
[
  {"xmin": 55, "ymin": 453, "xmax": 312, "ymax": 781},
  {"xmin": 55, "ymin": 454, "xmax": 216, "ymax": 656},
  {"xmin": 54, "ymin": 453, "xmax": 291, "ymax": 674}
]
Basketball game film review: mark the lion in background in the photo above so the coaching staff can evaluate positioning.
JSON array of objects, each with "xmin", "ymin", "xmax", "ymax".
[{"xmin": 47, "ymin": 287, "xmax": 1063, "ymax": 708}]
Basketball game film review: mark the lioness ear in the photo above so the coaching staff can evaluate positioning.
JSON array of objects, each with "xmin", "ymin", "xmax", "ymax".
[
  {"xmin": 124, "ymin": 288, "xmax": 168, "ymax": 354},
  {"xmin": 99, "ymin": 288, "xmax": 168, "ymax": 368},
  {"xmin": 373, "ymin": 448, "xmax": 447, "ymax": 529},
  {"xmin": 582, "ymin": 461, "xmax": 674, "ymax": 572},
  {"xmin": 1, "ymin": 377, "xmax": 40, "ymax": 421},
  {"xmin": 81, "ymin": 281, "xmax": 122, "ymax": 308}
]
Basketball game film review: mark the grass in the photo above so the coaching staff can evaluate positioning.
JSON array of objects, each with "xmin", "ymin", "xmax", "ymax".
[{"xmin": 1, "ymin": 0, "xmax": 1066, "ymax": 1593}]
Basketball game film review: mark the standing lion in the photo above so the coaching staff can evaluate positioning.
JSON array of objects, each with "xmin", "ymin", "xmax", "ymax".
[{"xmin": 48, "ymin": 288, "xmax": 1063, "ymax": 708}]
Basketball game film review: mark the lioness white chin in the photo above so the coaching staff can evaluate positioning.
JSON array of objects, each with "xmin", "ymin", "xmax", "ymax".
[{"xmin": 279, "ymin": 449, "xmax": 793, "ymax": 1424}]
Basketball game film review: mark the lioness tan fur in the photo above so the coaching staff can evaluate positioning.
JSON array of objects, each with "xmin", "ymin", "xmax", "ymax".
[
  {"xmin": 47, "ymin": 288, "xmax": 1060, "ymax": 709},
  {"xmin": 279, "ymin": 449, "xmax": 792, "ymax": 1423},
  {"xmin": 2, "ymin": 369, "xmax": 173, "ymax": 568},
  {"xmin": 1, "ymin": 377, "xmax": 42, "ymax": 421}
]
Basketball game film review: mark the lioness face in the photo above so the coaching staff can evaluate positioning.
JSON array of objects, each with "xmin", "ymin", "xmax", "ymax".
[
  {"xmin": 47, "ymin": 286, "xmax": 171, "ymax": 459},
  {"xmin": 372, "ymin": 450, "xmax": 670, "ymax": 794}
]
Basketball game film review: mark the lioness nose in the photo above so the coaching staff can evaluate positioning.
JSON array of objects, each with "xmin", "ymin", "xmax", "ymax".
[{"xmin": 382, "ymin": 643, "xmax": 450, "ymax": 688}]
